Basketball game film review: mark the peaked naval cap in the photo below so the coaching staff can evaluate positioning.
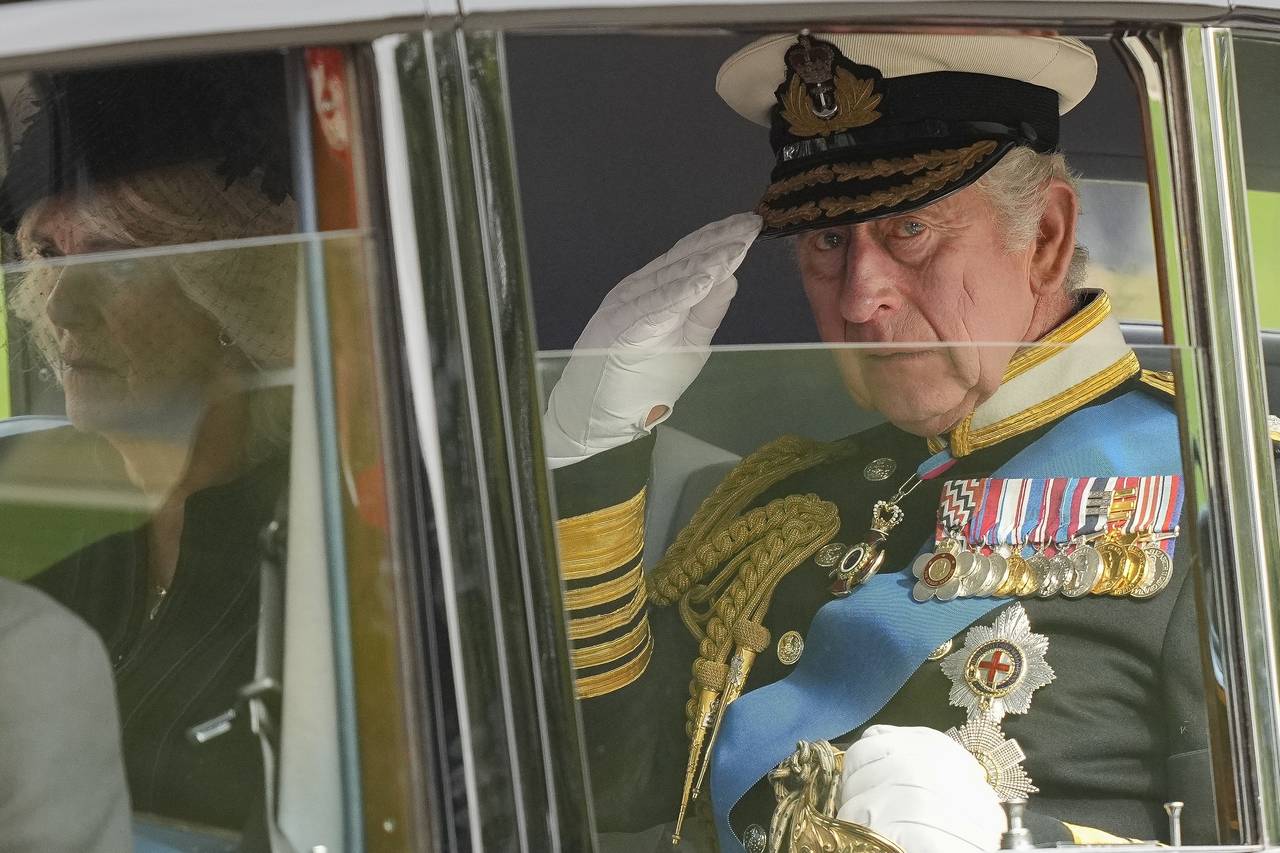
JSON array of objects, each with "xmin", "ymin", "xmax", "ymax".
[
  {"xmin": 716, "ymin": 33, "xmax": 1097, "ymax": 238},
  {"xmin": 0, "ymin": 53, "xmax": 293, "ymax": 233}
]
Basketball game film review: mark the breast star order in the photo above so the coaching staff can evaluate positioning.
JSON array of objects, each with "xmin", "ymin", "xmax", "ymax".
[{"xmin": 940, "ymin": 602, "xmax": 1055, "ymax": 723}]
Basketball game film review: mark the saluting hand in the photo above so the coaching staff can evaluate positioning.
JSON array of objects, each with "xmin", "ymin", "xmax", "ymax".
[
  {"xmin": 542, "ymin": 212, "xmax": 761, "ymax": 468},
  {"xmin": 837, "ymin": 725, "xmax": 1006, "ymax": 853}
]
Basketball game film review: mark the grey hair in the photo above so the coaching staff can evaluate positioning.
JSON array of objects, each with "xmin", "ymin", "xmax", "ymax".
[{"xmin": 972, "ymin": 146, "xmax": 1090, "ymax": 293}]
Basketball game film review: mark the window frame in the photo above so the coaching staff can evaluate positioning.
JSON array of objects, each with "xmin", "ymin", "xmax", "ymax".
[
  {"xmin": 416, "ymin": 13, "xmax": 1280, "ymax": 853},
  {"xmin": 1117, "ymin": 27, "xmax": 1280, "ymax": 847},
  {"xmin": 0, "ymin": 31, "xmax": 444, "ymax": 853},
  {"xmin": 9, "ymin": 3, "xmax": 1280, "ymax": 851}
]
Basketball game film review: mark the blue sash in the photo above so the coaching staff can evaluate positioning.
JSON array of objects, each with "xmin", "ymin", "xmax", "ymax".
[{"xmin": 711, "ymin": 390, "xmax": 1181, "ymax": 851}]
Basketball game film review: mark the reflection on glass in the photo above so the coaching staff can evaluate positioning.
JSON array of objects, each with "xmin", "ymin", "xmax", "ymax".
[
  {"xmin": 5, "ymin": 216, "xmax": 297, "ymax": 836},
  {"xmin": 531, "ymin": 31, "xmax": 1219, "ymax": 851},
  {"xmin": 1076, "ymin": 180, "xmax": 1160, "ymax": 323},
  {"xmin": 543, "ymin": 338, "xmax": 1214, "ymax": 852},
  {"xmin": 0, "ymin": 55, "xmax": 297, "ymax": 845}
]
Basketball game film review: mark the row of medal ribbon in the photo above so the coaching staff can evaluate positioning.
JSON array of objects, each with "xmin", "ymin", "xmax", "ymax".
[{"xmin": 911, "ymin": 473, "xmax": 1184, "ymax": 602}]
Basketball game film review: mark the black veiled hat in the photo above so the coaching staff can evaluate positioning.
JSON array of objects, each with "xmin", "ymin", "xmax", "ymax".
[
  {"xmin": 716, "ymin": 33, "xmax": 1097, "ymax": 238},
  {"xmin": 0, "ymin": 52, "xmax": 292, "ymax": 233}
]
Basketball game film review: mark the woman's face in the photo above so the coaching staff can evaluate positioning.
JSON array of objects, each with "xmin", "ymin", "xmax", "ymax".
[{"xmin": 18, "ymin": 191, "xmax": 231, "ymax": 437}]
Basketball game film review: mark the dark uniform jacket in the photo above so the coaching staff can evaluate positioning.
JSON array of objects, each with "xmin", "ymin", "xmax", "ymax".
[{"xmin": 553, "ymin": 296, "xmax": 1223, "ymax": 850}]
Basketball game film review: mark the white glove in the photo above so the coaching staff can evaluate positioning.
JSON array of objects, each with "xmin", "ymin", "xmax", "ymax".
[
  {"xmin": 837, "ymin": 725, "xmax": 1006, "ymax": 853},
  {"xmin": 542, "ymin": 212, "xmax": 761, "ymax": 468}
]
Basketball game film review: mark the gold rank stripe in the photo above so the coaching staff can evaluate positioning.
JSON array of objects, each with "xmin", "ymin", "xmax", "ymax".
[
  {"xmin": 1063, "ymin": 823, "xmax": 1147, "ymax": 845},
  {"xmin": 949, "ymin": 351, "xmax": 1140, "ymax": 457},
  {"xmin": 568, "ymin": 580, "xmax": 648, "ymax": 641},
  {"xmin": 557, "ymin": 488, "xmax": 646, "ymax": 580},
  {"xmin": 564, "ymin": 560, "xmax": 644, "ymax": 610},
  {"xmin": 571, "ymin": 613, "xmax": 650, "ymax": 670},
  {"xmin": 575, "ymin": 634, "xmax": 652, "ymax": 699}
]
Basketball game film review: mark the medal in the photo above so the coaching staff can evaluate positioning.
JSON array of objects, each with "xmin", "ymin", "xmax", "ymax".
[
  {"xmin": 976, "ymin": 554, "xmax": 1004, "ymax": 597},
  {"xmin": 1112, "ymin": 537, "xmax": 1147, "ymax": 596},
  {"xmin": 1026, "ymin": 551, "xmax": 1054, "ymax": 597},
  {"xmin": 940, "ymin": 603, "xmax": 1055, "ymax": 722},
  {"xmin": 920, "ymin": 474, "xmax": 1183, "ymax": 601},
  {"xmin": 1093, "ymin": 534, "xmax": 1129, "ymax": 595},
  {"xmin": 830, "ymin": 500, "xmax": 900, "ymax": 596},
  {"xmin": 1034, "ymin": 548, "xmax": 1064, "ymax": 594},
  {"xmin": 957, "ymin": 550, "xmax": 986, "ymax": 597},
  {"xmin": 1062, "ymin": 543, "xmax": 1102, "ymax": 598},
  {"xmin": 1131, "ymin": 544, "xmax": 1174, "ymax": 599},
  {"xmin": 989, "ymin": 552, "xmax": 1013, "ymax": 596},
  {"xmin": 834, "ymin": 450, "xmax": 958, "ymax": 598},
  {"xmin": 912, "ymin": 538, "xmax": 963, "ymax": 602},
  {"xmin": 1013, "ymin": 554, "xmax": 1040, "ymax": 597},
  {"xmin": 945, "ymin": 718, "xmax": 1038, "ymax": 800},
  {"xmin": 939, "ymin": 603, "xmax": 1053, "ymax": 801},
  {"xmin": 1045, "ymin": 552, "xmax": 1072, "ymax": 597}
]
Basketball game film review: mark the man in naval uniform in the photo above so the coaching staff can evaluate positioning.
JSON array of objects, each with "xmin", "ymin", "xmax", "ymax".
[{"xmin": 543, "ymin": 32, "xmax": 1216, "ymax": 851}]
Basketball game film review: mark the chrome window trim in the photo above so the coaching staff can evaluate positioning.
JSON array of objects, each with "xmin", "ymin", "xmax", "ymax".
[
  {"xmin": 457, "ymin": 28, "xmax": 600, "ymax": 850},
  {"xmin": 376, "ymin": 26, "xmax": 599, "ymax": 851},
  {"xmin": 1179, "ymin": 26, "xmax": 1280, "ymax": 846},
  {"xmin": 0, "ymin": 0, "xmax": 434, "ymax": 75},
  {"xmin": 1123, "ymin": 25, "xmax": 1280, "ymax": 848},
  {"xmin": 450, "ymin": 1, "xmax": 1280, "ymax": 29},
  {"xmin": 284, "ymin": 50, "xmax": 367, "ymax": 853},
  {"xmin": 1121, "ymin": 30, "xmax": 1258, "ymax": 849},
  {"xmin": 373, "ymin": 33, "xmax": 489, "ymax": 849},
  {"xmin": 9, "ymin": 0, "xmax": 1280, "ymax": 74}
]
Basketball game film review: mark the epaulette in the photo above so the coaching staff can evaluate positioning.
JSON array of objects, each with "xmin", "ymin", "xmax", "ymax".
[
  {"xmin": 1138, "ymin": 369, "xmax": 1175, "ymax": 397},
  {"xmin": 1140, "ymin": 369, "xmax": 1280, "ymax": 450}
]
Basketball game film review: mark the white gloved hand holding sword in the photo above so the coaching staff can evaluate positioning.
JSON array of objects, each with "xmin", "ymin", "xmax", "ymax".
[{"xmin": 838, "ymin": 725, "xmax": 1007, "ymax": 853}]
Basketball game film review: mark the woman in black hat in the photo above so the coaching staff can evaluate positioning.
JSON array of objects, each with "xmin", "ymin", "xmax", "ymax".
[{"xmin": 1, "ymin": 54, "xmax": 297, "ymax": 836}]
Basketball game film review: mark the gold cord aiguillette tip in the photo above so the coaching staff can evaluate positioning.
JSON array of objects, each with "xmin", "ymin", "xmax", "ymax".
[
  {"xmin": 672, "ymin": 688, "xmax": 718, "ymax": 844},
  {"xmin": 694, "ymin": 648, "xmax": 757, "ymax": 796}
]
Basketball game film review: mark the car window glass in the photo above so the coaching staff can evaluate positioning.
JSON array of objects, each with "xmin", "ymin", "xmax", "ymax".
[
  {"xmin": 0, "ymin": 51, "xmax": 355, "ymax": 850},
  {"xmin": 1235, "ymin": 36, "xmax": 1280, "ymax": 430},
  {"xmin": 1237, "ymin": 36, "xmax": 1280, "ymax": 324},
  {"xmin": 507, "ymin": 29, "xmax": 1232, "ymax": 851}
]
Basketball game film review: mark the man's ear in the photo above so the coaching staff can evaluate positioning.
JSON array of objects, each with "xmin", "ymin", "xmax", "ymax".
[{"xmin": 1030, "ymin": 179, "xmax": 1079, "ymax": 294}]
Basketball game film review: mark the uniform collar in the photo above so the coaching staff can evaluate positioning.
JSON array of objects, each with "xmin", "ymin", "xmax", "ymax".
[{"xmin": 928, "ymin": 291, "xmax": 1139, "ymax": 458}]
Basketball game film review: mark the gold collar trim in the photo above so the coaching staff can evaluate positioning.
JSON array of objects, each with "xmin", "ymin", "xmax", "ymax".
[
  {"xmin": 930, "ymin": 293, "xmax": 1137, "ymax": 457},
  {"xmin": 949, "ymin": 351, "xmax": 1140, "ymax": 456},
  {"xmin": 1002, "ymin": 291, "xmax": 1113, "ymax": 382}
]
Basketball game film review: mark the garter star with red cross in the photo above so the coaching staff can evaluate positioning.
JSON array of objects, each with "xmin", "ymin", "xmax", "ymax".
[
  {"xmin": 939, "ymin": 603, "xmax": 1054, "ymax": 801},
  {"xmin": 940, "ymin": 602, "xmax": 1054, "ymax": 723}
]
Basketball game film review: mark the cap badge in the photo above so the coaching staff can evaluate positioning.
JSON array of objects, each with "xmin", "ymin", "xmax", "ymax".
[{"xmin": 781, "ymin": 35, "xmax": 881, "ymax": 138}]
